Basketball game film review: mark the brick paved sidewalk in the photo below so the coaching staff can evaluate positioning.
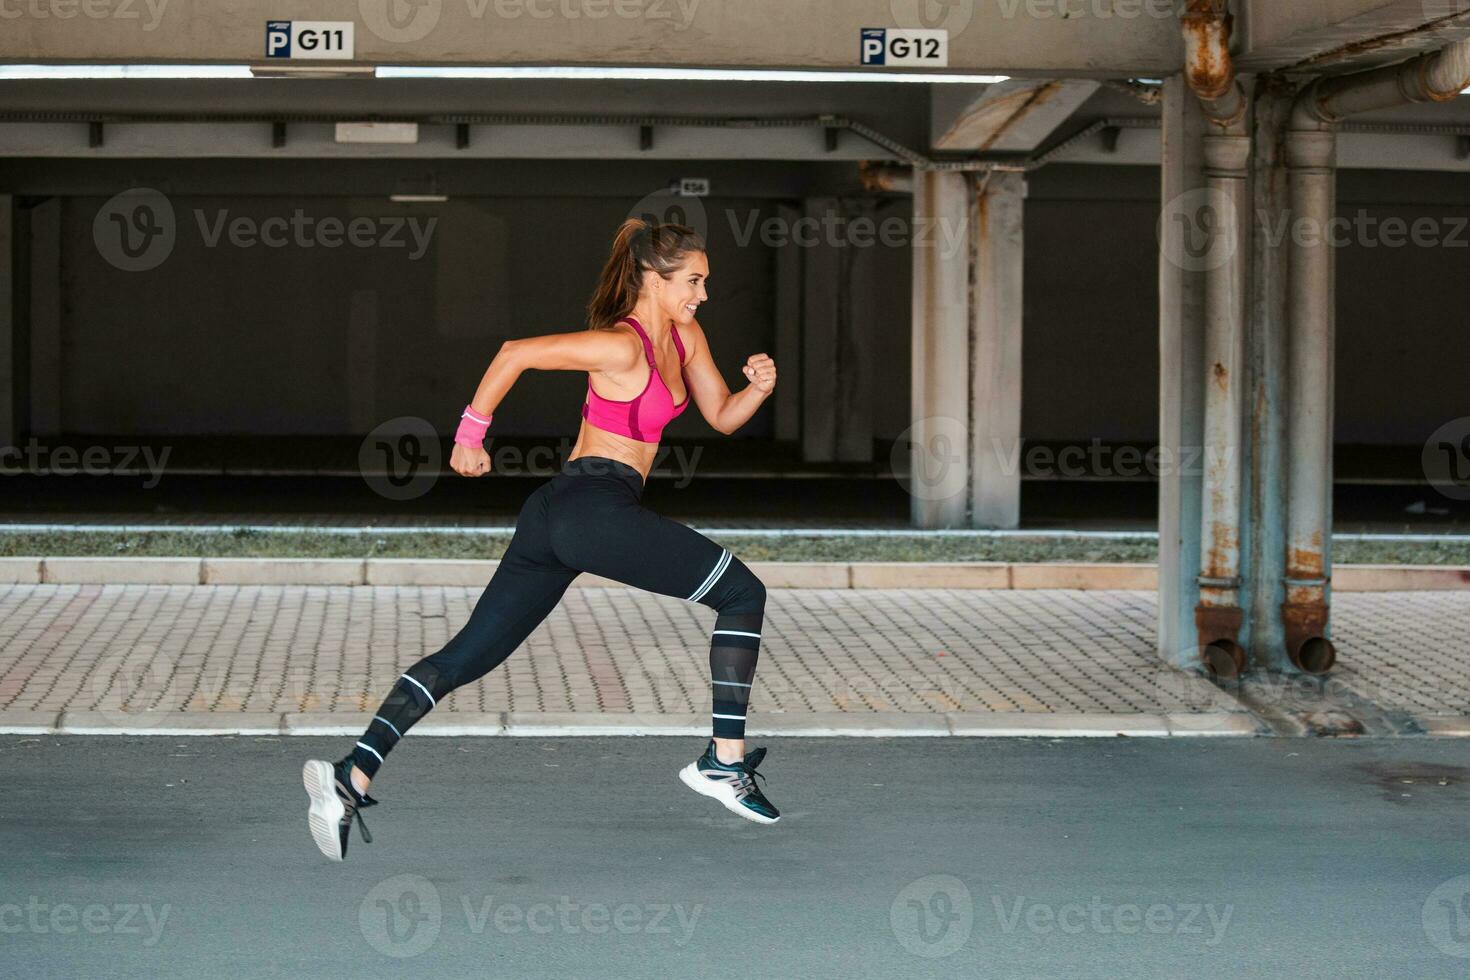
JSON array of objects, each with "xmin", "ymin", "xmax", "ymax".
[{"xmin": 0, "ymin": 584, "xmax": 1466, "ymax": 736}]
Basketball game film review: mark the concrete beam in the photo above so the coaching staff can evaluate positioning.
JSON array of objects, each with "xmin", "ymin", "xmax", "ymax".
[
  {"xmin": 1239, "ymin": 0, "xmax": 1470, "ymax": 73},
  {"xmin": 0, "ymin": 0, "xmax": 1183, "ymax": 74},
  {"xmin": 931, "ymin": 79, "xmax": 1100, "ymax": 153}
]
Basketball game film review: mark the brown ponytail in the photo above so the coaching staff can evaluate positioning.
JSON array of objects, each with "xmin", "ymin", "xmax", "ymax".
[{"xmin": 585, "ymin": 217, "xmax": 706, "ymax": 331}]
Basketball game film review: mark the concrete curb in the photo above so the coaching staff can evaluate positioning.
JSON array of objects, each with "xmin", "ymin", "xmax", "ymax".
[
  {"xmin": 10, "ymin": 557, "xmax": 1470, "ymax": 590},
  {"xmin": 0, "ymin": 709, "xmax": 1267, "ymax": 738}
]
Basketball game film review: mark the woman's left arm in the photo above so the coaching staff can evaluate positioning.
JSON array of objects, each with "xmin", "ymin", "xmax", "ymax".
[{"xmin": 680, "ymin": 319, "xmax": 776, "ymax": 435}]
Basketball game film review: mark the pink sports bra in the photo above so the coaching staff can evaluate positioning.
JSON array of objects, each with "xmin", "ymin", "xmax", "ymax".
[{"xmin": 580, "ymin": 315, "xmax": 690, "ymax": 443}]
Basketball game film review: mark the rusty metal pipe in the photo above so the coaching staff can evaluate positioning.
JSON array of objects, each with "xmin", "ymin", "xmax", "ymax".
[
  {"xmin": 1194, "ymin": 132, "xmax": 1251, "ymax": 674},
  {"xmin": 1275, "ymin": 35, "xmax": 1470, "ymax": 673},
  {"xmin": 1293, "ymin": 36, "xmax": 1470, "ymax": 129},
  {"xmin": 1180, "ymin": 1, "xmax": 1250, "ymax": 669},
  {"xmin": 1181, "ymin": 0, "xmax": 1248, "ymax": 131},
  {"xmin": 1282, "ymin": 126, "xmax": 1338, "ymax": 675}
]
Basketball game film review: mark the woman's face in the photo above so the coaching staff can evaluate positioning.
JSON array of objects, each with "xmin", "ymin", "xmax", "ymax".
[{"xmin": 651, "ymin": 251, "xmax": 709, "ymax": 325}]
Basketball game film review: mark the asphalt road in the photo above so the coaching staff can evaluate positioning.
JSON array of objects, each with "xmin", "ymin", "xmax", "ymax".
[{"xmin": 3, "ymin": 734, "xmax": 1468, "ymax": 979}]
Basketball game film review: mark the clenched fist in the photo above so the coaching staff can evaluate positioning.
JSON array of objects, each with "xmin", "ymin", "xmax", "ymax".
[
  {"xmin": 451, "ymin": 443, "xmax": 493, "ymax": 477},
  {"xmin": 742, "ymin": 353, "xmax": 776, "ymax": 394}
]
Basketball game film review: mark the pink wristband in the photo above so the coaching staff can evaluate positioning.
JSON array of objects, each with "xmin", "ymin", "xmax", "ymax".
[{"xmin": 454, "ymin": 405, "xmax": 493, "ymax": 448}]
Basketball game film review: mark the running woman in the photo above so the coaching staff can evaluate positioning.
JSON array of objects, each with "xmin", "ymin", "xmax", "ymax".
[{"xmin": 303, "ymin": 218, "xmax": 781, "ymax": 861}]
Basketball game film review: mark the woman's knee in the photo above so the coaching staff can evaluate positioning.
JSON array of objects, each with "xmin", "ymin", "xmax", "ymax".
[{"xmin": 706, "ymin": 555, "xmax": 766, "ymax": 615}]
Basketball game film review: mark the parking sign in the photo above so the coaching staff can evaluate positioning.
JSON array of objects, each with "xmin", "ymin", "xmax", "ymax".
[
  {"xmin": 265, "ymin": 20, "xmax": 355, "ymax": 60},
  {"xmin": 860, "ymin": 27, "xmax": 948, "ymax": 68}
]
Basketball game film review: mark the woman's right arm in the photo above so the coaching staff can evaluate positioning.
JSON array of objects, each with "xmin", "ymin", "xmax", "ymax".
[
  {"xmin": 465, "ymin": 329, "xmax": 642, "ymax": 419},
  {"xmin": 450, "ymin": 329, "xmax": 640, "ymax": 478}
]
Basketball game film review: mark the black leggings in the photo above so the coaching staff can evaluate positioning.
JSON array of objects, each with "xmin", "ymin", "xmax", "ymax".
[{"xmin": 347, "ymin": 455, "xmax": 767, "ymax": 779}]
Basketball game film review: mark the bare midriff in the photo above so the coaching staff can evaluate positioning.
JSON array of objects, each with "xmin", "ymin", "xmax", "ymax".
[{"xmin": 567, "ymin": 418, "xmax": 661, "ymax": 482}]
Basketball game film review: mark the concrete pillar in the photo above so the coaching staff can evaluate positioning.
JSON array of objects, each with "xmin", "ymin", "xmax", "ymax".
[
  {"xmin": 772, "ymin": 202, "xmax": 801, "ymax": 444},
  {"xmin": 969, "ymin": 171, "xmax": 1025, "ymax": 529},
  {"xmin": 909, "ymin": 170, "xmax": 971, "ymax": 528},
  {"xmin": 1156, "ymin": 77, "xmax": 1209, "ymax": 668}
]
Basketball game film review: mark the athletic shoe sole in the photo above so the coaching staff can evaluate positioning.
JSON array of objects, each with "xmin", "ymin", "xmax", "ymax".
[
  {"xmin": 678, "ymin": 762, "xmax": 780, "ymax": 825},
  {"xmin": 302, "ymin": 759, "xmax": 346, "ymax": 861}
]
